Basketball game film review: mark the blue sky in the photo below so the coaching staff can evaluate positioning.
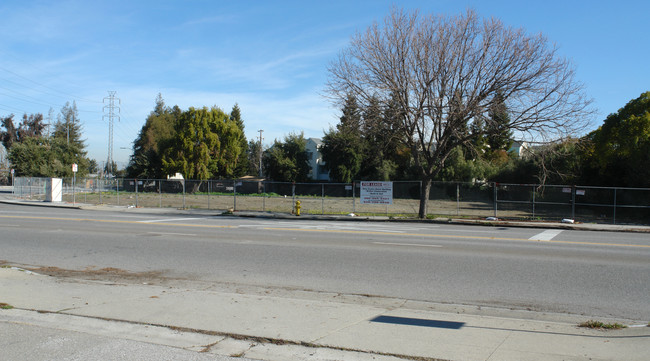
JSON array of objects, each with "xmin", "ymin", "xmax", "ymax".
[{"xmin": 1, "ymin": 0, "xmax": 648, "ymax": 167}]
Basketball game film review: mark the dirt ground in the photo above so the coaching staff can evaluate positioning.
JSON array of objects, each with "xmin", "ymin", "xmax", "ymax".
[
  {"xmin": 58, "ymin": 191, "xmax": 519, "ymax": 218},
  {"xmin": 16, "ymin": 188, "xmax": 614, "ymax": 221}
]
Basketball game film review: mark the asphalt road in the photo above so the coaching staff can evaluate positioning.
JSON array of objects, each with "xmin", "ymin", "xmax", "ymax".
[{"xmin": 1, "ymin": 203, "xmax": 648, "ymax": 321}]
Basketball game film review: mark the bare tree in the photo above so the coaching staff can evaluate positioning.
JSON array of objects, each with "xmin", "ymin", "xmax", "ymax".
[{"xmin": 327, "ymin": 8, "xmax": 594, "ymax": 218}]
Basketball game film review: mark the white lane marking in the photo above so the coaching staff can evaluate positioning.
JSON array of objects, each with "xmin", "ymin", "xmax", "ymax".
[
  {"xmin": 139, "ymin": 218, "xmax": 201, "ymax": 223},
  {"xmin": 529, "ymin": 230, "xmax": 563, "ymax": 241},
  {"xmin": 373, "ymin": 242, "xmax": 442, "ymax": 248},
  {"xmin": 147, "ymin": 232, "xmax": 197, "ymax": 237},
  {"xmin": 239, "ymin": 222, "xmax": 414, "ymax": 233}
]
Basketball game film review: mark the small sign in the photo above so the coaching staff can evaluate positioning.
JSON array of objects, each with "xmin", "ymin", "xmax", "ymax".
[
  {"xmin": 72, "ymin": 163, "xmax": 78, "ymax": 173},
  {"xmin": 10, "ymin": 169, "xmax": 14, "ymax": 175},
  {"xmin": 576, "ymin": 190, "xmax": 585, "ymax": 196},
  {"xmin": 562, "ymin": 187, "xmax": 572, "ymax": 193},
  {"xmin": 345, "ymin": 185, "xmax": 352, "ymax": 191},
  {"xmin": 360, "ymin": 181, "xmax": 393, "ymax": 205}
]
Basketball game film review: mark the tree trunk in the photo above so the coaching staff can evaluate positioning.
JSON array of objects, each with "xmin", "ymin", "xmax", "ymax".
[
  {"xmin": 418, "ymin": 178, "xmax": 432, "ymax": 219},
  {"xmin": 190, "ymin": 180, "xmax": 203, "ymax": 194}
]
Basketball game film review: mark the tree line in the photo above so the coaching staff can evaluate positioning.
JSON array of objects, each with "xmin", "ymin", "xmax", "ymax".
[
  {"xmin": 1, "ymin": 102, "xmax": 92, "ymax": 180},
  {"xmin": 1, "ymin": 91, "xmax": 648, "ymax": 204},
  {"xmin": 127, "ymin": 94, "xmax": 321, "ymax": 183},
  {"xmin": 321, "ymin": 91, "xmax": 650, "ymax": 190}
]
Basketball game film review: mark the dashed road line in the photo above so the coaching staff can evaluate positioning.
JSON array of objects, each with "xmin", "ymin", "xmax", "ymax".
[
  {"xmin": 147, "ymin": 232, "xmax": 197, "ymax": 237},
  {"xmin": 373, "ymin": 242, "xmax": 442, "ymax": 248},
  {"xmin": 139, "ymin": 218, "xmax": 201, "ymax": 223}
]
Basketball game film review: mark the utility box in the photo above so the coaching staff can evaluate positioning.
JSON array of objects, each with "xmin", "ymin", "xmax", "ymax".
[{"xmin": 45, "ymin": 178, "xmax": 62, "ymax": 202}]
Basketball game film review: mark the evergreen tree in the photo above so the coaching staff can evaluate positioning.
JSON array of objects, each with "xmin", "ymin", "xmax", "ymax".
[
  {"xmin": 321, "ymin": 93, "xmax": 365, "ymax": 182},
  {"xmin": 339, "ymin": 93, "xmax": 362, "ymax": 131},
  {"xmin": 485, "ymin": 91, "xmax": 514, "ymax": 153},
  {"xmin": 18, "ymin": 113, "xmax": 46, "ymax": 139},
  {"xmin": 246, "ymin": 139, "xmax": 262, "ymax": 177},
  {"xmin": 1, "ymin": 115, "xmax": 19, "ymax": 150},
  {"xmin": 230, "ymin": 103, "xmax": 249, "ymax": 177},
  {"xmin": 583, "ymin": 91, "xmax": 650, "ymax": 187},
  {"xmin": 162, "ymin": 106, "xmax": 244, "ymax": 180},
  {"xmin": 7, "ymin": 137, "xmax": 52, "ymax": 177},
  {"xmin": 359, "ymin": 96, "xmax": 384, "ymax": 179},
  {"xmin": 53, "ymin": 102, "xmax": 85, "ymax": 149},
  {"xmin": 381, "ymin": 92, "xmax": 413, "ymax": 180},
  {"xmin": 50, "ymin": 102, "xmax": 89, "ymax": 177},
  {"xmin": 127, "ymin": 95, "xmax": 177, "ymax": 178},
  {"xmin": 262, "ymin": 133, "xmax": 310, "ymax": 182}
]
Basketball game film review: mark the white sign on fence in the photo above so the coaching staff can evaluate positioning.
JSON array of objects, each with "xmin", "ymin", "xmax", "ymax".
[{"xmin": 360, "ymin": 181, "xmax": 393, "ymax": 205}]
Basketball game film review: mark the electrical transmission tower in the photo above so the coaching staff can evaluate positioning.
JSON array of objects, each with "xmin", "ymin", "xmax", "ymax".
[
  {"xmin": 103, "ymin": 91, "xmax": 120, "ymax": 176},
  {"xmin": 258, "ymin": 129, "xmax": 264, "ymax": 178}
]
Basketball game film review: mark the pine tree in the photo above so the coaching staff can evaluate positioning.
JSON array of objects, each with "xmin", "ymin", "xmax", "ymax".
[
  {"xmin": 321, "ymin": 94, "xmax": 365, "ymax": 182},
  {"xmin": 486, "ymin": 91, "xmax": 513, "ymax": 153},
  {"xmin": 127, "ymin": 95, "xmax": 176, "ymax": 178},
  {"xmin": 230, "ymin": 104, "xmax": 250, "ymax": 177},
  {"xmin": 50, "ymin": 102, "xmax": 89, "ymax": 177},
  {"xmin": 262, "ymin": 133, "xmax": 310, "ymax": 182}
]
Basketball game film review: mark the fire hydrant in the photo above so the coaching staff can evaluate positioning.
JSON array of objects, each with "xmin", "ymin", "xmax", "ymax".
[{"xmin": 295, "ymin": 200, "xmax": 301, "ymax": 216}]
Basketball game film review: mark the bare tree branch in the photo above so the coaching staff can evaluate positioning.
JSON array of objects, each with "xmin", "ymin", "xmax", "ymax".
[{"xmin": 326, "ymin": 7, "xmax": 595, "ymax": 217}]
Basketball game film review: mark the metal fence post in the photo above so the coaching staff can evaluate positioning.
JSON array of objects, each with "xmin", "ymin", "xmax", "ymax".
[
  {"xmin": 182, "ymin": 180, "xmax": 186, "ymax": 209},
  {"xmin": 571, "ymin": 186, "xmax": 576, "ymax": 220},
  {"xmin": 99, "ymin": 178, "xmax": 103, "ymax": 204},
  {"xmin": 135, "ymin": 179, "xmax": 139, "ymax": 208},
  {"xmin": 456, "ymin": 183, "xmax": 460, "ymax": 216},
  {"xmin": 117, "ymin": 179, "xmax": 120, "ymax": 206},
  {"xmin": 159, "ymin": 180, "xmax": 162, "ymax": 208},
  {"xmin": 322, "ymin": 183, "xmax": 325, "ymax": 215},
  {"xmin": 613, "ymin": 188, "xmax": 617, "ymax": 225},
  {"xmin": 263, "ymin": 182, "xmax": 266, "ymax": 212},
  {"xmin": 493, "ymin": 182, "xmax": 498, "ymax": 218},
  {"xmin": 352, "ymin": 182, "xmax": 356, "ymax": 214},
  {"xmin": 233, "ymin": 180, "xmax": 237, "ymax": 211},
  {"xmin": 532, "ymin": 185, "xmax": 536, "ymax": 219},
  {"xmin": 291, "ymin": 182, "xmax": 295, "ymax": 213}
]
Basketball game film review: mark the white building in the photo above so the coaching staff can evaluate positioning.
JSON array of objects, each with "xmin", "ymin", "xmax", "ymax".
[
  {"xmin": 508, "ymin": 141, "xmax": 530, "ymax": 158},
  {"xmin": 305, "ymin": 138, "xmax": 330, "ymax": 181}
]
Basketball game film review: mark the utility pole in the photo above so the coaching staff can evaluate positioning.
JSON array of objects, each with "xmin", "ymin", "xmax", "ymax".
[
  {"xmin": 258, "ymin": 129, "xmax": 264, "ymax": 178},
  {"xmin": 103, "ymin": 91, "xmax": 120, "ymax": 176}
]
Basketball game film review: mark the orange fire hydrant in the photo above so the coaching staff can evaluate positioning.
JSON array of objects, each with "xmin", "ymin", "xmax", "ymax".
[{"xmin": 295, "ymin": 200, "xmax": 301, "ymax": 216}]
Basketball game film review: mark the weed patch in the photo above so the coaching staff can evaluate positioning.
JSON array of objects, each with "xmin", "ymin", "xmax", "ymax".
[
  {"xmin": 0, "ymin": 303, "xmax": 14, "ymax": 309},
  {"xmin": 579, "ymin": 320, "xmax": 627, "ymax": 330}
]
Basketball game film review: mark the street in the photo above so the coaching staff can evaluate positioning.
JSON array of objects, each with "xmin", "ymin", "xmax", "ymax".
[{"xmin": 1, "ymin": 203, "xmax": 648, "ymax": 321}]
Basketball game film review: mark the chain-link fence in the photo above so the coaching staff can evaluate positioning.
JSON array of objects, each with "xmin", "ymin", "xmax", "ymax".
[{"xmin": 11, "ymin": 177, "xmax": 650, "ymax": 225}]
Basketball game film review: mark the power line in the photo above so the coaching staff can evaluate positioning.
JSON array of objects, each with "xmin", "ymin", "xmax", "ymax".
[{"xmin": 0, "ymin": 65, "xmax": 101, "ymax": 104}]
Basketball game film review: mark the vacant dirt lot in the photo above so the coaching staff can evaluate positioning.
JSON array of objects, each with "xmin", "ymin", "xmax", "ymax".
[{"xmin": 53, "ymin": 191, "xmax": 545, "ymax": 219}]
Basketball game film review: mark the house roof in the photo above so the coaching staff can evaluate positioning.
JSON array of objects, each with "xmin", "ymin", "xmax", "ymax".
[{"xmin": 307, "ymin": 137, "xmax": 323, "ymax": 146}]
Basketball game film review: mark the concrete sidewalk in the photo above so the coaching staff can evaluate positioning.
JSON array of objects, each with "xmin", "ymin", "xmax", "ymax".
[{"xmin": 1, "ymin": 267, "xmax": 649, "ymax": 361}]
